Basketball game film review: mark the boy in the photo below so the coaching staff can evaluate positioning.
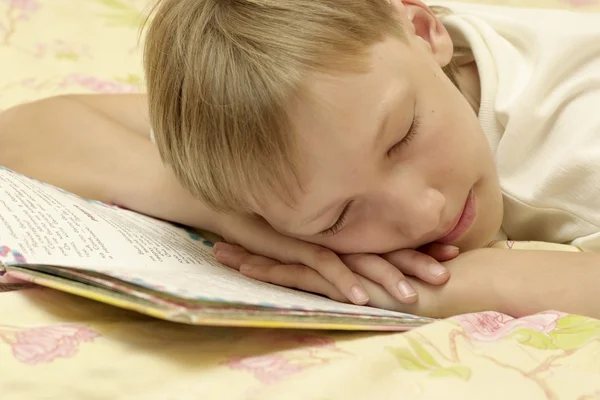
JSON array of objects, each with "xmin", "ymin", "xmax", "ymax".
[{"xmin": 2, "ymin": 0, "xmax": 600, "ymax": 318}]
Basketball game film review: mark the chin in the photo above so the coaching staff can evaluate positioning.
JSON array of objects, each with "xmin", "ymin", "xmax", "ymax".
[
  {"xmin": 458, "ymin": 231, "xmax": 497, "ymax": 251},
  {"xmin": 457, "ymin": 190, "xmax": 504, "ymax": 251}
]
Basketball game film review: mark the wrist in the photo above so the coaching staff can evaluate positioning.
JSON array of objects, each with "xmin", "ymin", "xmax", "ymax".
[{"xmin": 436, "ymin": 249, "xmax": 513, "ymax": 317}]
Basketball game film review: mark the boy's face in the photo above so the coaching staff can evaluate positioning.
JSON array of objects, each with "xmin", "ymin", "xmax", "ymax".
[{"xmin": 260, "ymin": 3, "xmax": 504, "ymax": 254}]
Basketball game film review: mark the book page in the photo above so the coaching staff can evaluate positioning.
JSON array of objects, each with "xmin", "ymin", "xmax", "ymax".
[{"xmin": 0, "ymin": 168, "xmax": 417, "ymax": 318}]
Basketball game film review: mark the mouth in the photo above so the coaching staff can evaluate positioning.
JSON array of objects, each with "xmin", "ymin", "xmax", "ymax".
[{"xmin": 437, "ymin": 188, "xmax": 476, "ymax": 244}]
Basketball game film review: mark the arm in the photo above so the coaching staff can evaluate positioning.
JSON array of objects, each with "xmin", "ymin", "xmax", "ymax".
[
  {"xmin": 226, "ymin": 245, "xmax": 600, "ymax": 319},
  {"xmin": 395, "ymin": 248, "xmax": 600, "ymax": 319},
  {"xmin": 0, "ymin": 94, "xmax": 222, "ymax": 234}
]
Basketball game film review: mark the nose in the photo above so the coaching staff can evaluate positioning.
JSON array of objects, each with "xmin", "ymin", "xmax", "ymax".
[{"xmin": 382, "ymin": 186, "xmax": 446, "ymax": 242}]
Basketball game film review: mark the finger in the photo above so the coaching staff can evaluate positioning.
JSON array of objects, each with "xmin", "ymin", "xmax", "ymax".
[
  {"xmin": 232, "ymin": 218, "xmax": 370, "ymax": 305},
  {"xmin": 239, "ymin": 263, "xmax": 348, "ymax": 303},
  {"xmin": 382, "ymin": 249, "xmax": 450, "ymax": 285},
  {"xmin": 420, "ymin": 243, "xmax": 460, "ymax": 262},
  {"xmin": 342, "ymin": 254, "xmax": 418, "ymax": 304},
  {"xmin": 213, "ymin": 242, "xmax": 279, "ymax": 270}
]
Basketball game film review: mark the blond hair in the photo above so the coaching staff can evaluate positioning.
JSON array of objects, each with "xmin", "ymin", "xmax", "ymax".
[{"xmin": 143, "ymin": 0, "xmax": 458, "ymax": 214}]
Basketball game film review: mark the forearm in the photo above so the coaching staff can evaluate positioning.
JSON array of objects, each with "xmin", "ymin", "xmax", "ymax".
[
  {"xmin": 482, "ymin": 249, "xmax": 600, "ymax": 318},
  {"xmin": 362, "ymin": 248, "xmax": 600, "ymax": 319},
  {"xmin": 442, "ymin": 249, "xmax": 600, "ymax": 319},
  {"xmin": 0, "ymin": 96, "xmax": 223, "ymax": 235}
]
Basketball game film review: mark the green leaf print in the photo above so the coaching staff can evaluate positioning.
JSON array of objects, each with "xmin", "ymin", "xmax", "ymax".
[
  {"xmin": 95, "ymin": 0, "xmax": 134, "ymax": 11},
  {"xmin": 386, "ymin": 345, "xmax": 472, "ymax": 381},
  {"xmin": 115, "ymin": 74, "xmax": 142, "ymax": 86},
  {"xmin": 429, "ymin": 366, "xmax": 472, "ymax": 381},
  {"xmin": 56, "ymin": 52, "xmax": 79, "ymax": 61},
  {"xmin": 386, "ymin": 347, "xmax": 430, "ymax": 371},
  {"xmin": 550, "ymin": 315, "xmax": 600, "ymax": 350},
  {"xmin": 509, "ymin": 329, "xmax": 558, "ymax": 350},
  {"xmin": 93, "ymin": 0, "xmax": 142, "ymax": 28},
  {"xmin": 406, "ymin": 337, "xmax": 441, "ymax": 368},
  {"xmin": 556, "ymin": 315, "xmax": 596, "ymax": 329}
]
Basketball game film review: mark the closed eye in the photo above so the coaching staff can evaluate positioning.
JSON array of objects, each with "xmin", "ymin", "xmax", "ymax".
[
  {"xmin": 387, "ymin": 113, "xmax": 420, "ymax": 157},
  {"xmin": 318, "ymin": 200, "xmax": 354, "ymax": 237}
]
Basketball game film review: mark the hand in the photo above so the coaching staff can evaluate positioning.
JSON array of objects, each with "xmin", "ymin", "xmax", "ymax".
[
  {"xmin": 214, "ymin": 247, "xmax": 504, "ymax": 318},
  {"xmin": 213, "ymin": 215, "xmax": 458, "ymax": 305}
]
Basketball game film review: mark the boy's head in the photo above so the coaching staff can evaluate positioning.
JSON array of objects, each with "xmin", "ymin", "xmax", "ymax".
[{"xmin": 144, "ymin": 0, "xmax": 503, "ymax": 253}]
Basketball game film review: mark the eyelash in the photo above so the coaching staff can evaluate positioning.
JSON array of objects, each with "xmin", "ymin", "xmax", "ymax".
[
  {"xmin": 321, "ymin": 201, "xmax": 353, "ymax": 236},
  {"xmin": 387, "ymin": 113, "xmax": 420, "ymax": 157},
  {"xmin": 318, "ymin": 115, "xmax": 420, "ymax": 237}
]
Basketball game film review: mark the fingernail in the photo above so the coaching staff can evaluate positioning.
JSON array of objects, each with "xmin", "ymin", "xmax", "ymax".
[
  {"xmin": 397, "ymin": 281, "xmax": 417, "ymax": 298},
  {"xmin": 351, "ymin": 285, "xmax": 369, "ymax": 304},
  {"xmin": 447, "ymin": 245, "xmax": 460, "ymax": 254},
  {"xmin": 214, "ymin": 245, "xmax": 231, "ymax": 261},
  {"xmin": 427, "ymin": 263, "xmax": 448, "ymax": 278},
  {"xmin": 213, "ymin": 242, "xmax": 233, "ymax": 252}
]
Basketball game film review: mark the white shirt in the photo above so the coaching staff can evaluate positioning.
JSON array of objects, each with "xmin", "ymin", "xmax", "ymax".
[{"xmin": 437, "ymin": 2, "xmax": 600, "ymax": 251}]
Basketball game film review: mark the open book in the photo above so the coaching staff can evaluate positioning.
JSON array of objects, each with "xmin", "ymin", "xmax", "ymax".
[{"xmin": 0, "ymin": 167, "xmax": 433, "ymax": 331}]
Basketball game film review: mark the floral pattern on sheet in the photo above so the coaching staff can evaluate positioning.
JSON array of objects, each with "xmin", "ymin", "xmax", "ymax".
[
  {"xmin": 92, "ymin": 0, "xmax": 146, "ymax": 28},
  {"xmin": 561, "ymin": 0, "xmax": 599, "ymax": 6},
  {"xmin": 0, "ymin": 0, "xmax": 148, "ymax": 107},
  {"xmin": 2, "ymin": 291, "xmax": 600, "ymax": 399},
  {"xmin": 453, "ymin": 310, "xmax": 565, "ymax": 343},
  {"xmin": 2, "ymin": 0, "xmax": 600, "ymax": 399},
  {"xmin": 1, "ymin": 0, "xmax": 599, "ymax": 108},
  {"xmin": 222, "ymin": 332, "xmax": 351, "ymax": 384},
  {"xmin": 0, "ymin": 323, "xmax": 100, "ymax": 364},
  {"xmin": 0, "ymin": 0, "xmax": 40, "ymax": 46},
  {"xmin": 372, "ymin": 311, "xmax": 600, "ymax": 399}
]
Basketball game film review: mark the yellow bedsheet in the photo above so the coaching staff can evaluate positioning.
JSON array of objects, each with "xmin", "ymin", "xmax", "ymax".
[{"xmin": 2, "ymin": 1, "xmax": 600, "ymax": 399}]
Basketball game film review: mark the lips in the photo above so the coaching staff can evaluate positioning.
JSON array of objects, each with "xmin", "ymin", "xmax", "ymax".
[{"xmin": 437, "ymin": 189, "xmax": 476, "ymax": 244}]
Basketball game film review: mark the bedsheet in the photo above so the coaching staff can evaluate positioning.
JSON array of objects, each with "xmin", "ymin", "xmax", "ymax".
[{"xmin": 2, "ymin": 1, "xmax": 600, "ymax": 399}]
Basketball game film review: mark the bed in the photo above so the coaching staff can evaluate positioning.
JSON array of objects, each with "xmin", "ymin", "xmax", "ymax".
[{"xmin": 2, "ymin": 1, "xmax": 600, "ymax": 399}]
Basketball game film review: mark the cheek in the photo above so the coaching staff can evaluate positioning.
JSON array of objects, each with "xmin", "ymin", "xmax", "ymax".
[
  {"xmin": 307, "ymin": 231, "xmax": 376, "ymax": 254},
  {"xmin": 416, "ymin": 101, "xmax": 486, "ymax": 179},
  {"xmin": 314, "ymin": 221, "xmax": 407, "ymax": 254},
  {"xmin": 410, "ymin": 124, "xmax": 462, "ymax": 179}
]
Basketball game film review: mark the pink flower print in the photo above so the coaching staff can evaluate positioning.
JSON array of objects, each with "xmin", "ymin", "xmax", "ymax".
[
  {"xmin": 0, "ymin": 245, "xmax": 10, "ymax": 256},
  {"xmin": 453, "ymin": 311, "xmax": 565, "ymax": 343},
  {"xmin": 34, "ymin": 40, "xmax": 90, "ymax": 61},
  {"xmin": 561, "ymin": 0, "xmax": 599, "ymax": 6},
  {"xmin": 259, "ymin": 331, "xmax": 337, "ymax": 349},
  {"xmin": 292, "ymin": 334, "xmax": 335, "ymax": 348},
  {"xmin": 0, "ymin": 324, "xmax": 100, "ymax": 364},
  {"xmin": 224, "ymin": 354, "xmax": 304, "ymax": 384},
  {"xmin": 2, "ymin": 0, "xmax": 39, "ymax": 12},
  {"xmin": 60, "ymin": 74, "xmax": 140, "ymax": 94},
  {"xmin": 0, "ymin": 0, "xmax": 39, "ymax": 45}
]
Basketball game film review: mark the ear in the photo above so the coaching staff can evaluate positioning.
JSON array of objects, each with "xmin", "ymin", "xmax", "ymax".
[{"xmin": 389, "ymin": 0, "xmax": 454, "ymax": 67}]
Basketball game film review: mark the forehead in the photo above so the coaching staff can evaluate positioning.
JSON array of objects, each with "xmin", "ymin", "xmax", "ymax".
[
  {"xmin": 261, "ymin": 37, "xmax": 414, "ymax": 231},
  {"xmin": 293, "ymin": 36, "xmax": 413, "ymax": 158}
]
